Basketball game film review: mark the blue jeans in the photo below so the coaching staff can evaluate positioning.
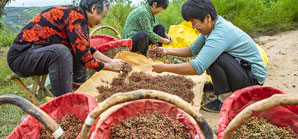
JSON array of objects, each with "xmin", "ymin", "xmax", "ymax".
[{"xmin": 7, "ymin": 44, "xmax": 86, "ymax": 96}]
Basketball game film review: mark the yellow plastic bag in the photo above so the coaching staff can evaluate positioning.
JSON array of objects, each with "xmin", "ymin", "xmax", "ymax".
[
  {"xmin": 257, "ymin": 44, "xmax": 268, "ymax": 67},
  {"xmin": 163, "ymin": 21, "xmax": 200, "ymax": 48}
]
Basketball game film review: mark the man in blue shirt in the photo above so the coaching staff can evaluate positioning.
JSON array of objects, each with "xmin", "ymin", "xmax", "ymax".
[{"xmin": 152, "ymin": 0, "xmax": 267, "ymax": 112}]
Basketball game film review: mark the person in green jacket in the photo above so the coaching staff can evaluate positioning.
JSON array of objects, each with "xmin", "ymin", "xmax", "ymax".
[{"xmin": 123, "ymin": 0, "xmax": 172, "ymax": 55}]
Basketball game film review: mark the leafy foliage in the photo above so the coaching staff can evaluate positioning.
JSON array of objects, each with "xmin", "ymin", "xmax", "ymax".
[
  {"xmin": 0, "ymin": 25, "xmax": 17, "ymax": 48},
  {"xmin": 213, "ymin": 0, "xmax": 298, "ymax": 36},
  {"xmin": 0, "ymin": 0, "xmax": 14, "ymax": 28},
  {"xmin": 157, "ymin": 0, "xmax": 186, "ymax": 32},
  {"xmin": 93, "ymin": 1, "xmax": 135, "ymax": 37},
  {"xmin": 0, "ymin": 0, "xmax": 12, "ymax": 17},
  {"xmin": 94, "ymin": 0, "xmax": 298, "ymax": 38}
]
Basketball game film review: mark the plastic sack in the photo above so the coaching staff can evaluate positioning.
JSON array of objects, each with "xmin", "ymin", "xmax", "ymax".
[
  {"xmin": 7, "ymin": 93, "xmax": 98, "ymax": 139},
  {"xmin": 163, "ymin": 21, "xmax": 200, "ymax": 49},
  {"xmin": 217, "ymin": 86, "xmax": 298, "ymax": 139},
  {"xmin": 257, "ymin": 44, "xmax": 268, "ymax": 67},
  {"xmin": 90, "ymin": 34, "xmax": 132, "ymax": 52},
  {"xmin": 90, "ymin": 99, "xmax": 204, "ymax": 139}
]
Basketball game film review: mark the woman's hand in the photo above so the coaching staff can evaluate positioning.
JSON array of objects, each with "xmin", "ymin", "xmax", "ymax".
[
  {"xmin": 158, "ymin": 47, "xmax": 167, "ymax": 57},
  {"xmin": 166, "ymin": 34, "xmax": 173, "ymax": 42},
  {"xmin": 104, "ymin": 59, "xmax": 125, "ymax": 72},
  {"xmin": 112, "ymin": 59, "xmax": 125, "ymax": 65},
  {"xmin": 152, "ymin": 62, "xmax": 165, "ymax": 73},
  {"xmin": 111, "ymin": 59, "xmax": 125, "ymax": 71},
  {"xmin": 160, "ymin": 37, "xmax": 172, "ymax": 45}
]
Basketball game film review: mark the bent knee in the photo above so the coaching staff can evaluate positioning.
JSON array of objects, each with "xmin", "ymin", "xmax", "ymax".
[{"xmin": 49, "ymin": 44, "xmax": 72, "ymax": 62}]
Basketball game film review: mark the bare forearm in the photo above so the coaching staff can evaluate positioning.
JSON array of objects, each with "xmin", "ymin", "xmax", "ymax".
[
  {"xmin": 157, "ymin": 63, "xmax": 197, "ymax": 75},
  {"xmin": 102, "ymin": 62, "xmax": 113, "ymax": 70},
  {"xmin": 166, "ymin": 47, "xmax": 193, "ymax": 57},
  {"xmin": 93, "ymin": 51, "xmax": 113, "ymax": 63}
]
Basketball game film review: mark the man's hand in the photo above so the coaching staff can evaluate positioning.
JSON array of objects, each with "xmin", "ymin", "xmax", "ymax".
[{"xmin": 152, "ymin": 62, "xmax": 165, "ymax": 73}]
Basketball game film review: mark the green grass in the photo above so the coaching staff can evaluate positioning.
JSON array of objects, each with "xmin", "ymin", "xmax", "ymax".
[
  {"xmin": 213, "ymin": 0, "xmax": 298, "ymax": 37},
  {"xmin": 92, "ymin": 0, "xmax": 186, "ymax": 37},
  {"xmin": 157, "ymin": 0, "xmax": 186, "ymax": 31},
  {"xmin": 94, "ymin": 0, "xmax": 298, "ymax": 38},
  {"xmin": 0, "ymin": 48, "xmax": 27, "ymax": 138},
  {"xmin": 0, "ymin": 26, "xmax": 17, "ymax": 48},
  {"xmin": 0, "ymin": 47, "xmax": 49, "ymax": 137}
]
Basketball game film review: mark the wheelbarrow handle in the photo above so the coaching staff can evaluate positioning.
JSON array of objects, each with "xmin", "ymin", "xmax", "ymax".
[
  {"xmin": 0, "ymin": 94, "xmax": 65, "ymax": 139},
  {"xmin": 80, "ymin": 89, "xmax": 214, "ymax": 139},
  {"xmin": 223, "ymin": 93, "xmax": 298, "ymax": 139},
  {"xmin": 90, "ymin": 25, "xmax": 121, "ymax": 40}
]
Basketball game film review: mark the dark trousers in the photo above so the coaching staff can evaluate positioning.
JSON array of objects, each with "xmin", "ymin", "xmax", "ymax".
[
  {"xmin": 7, "ymin": 44, "xmax": 86, "ymax": 97},
  {"xmin": 131, "ymin": 24, "xmax": 166, "ymax": 55},
  {"xmin": 207, "ymin": 53, "xmax": 260, "ymax": 95}
]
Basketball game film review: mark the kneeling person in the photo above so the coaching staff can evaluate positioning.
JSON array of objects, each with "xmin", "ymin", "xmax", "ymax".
[
  {"xmin": 152, "ymin": 0, "xmax": 267, "ymax": 112},
  {"xmin": 123, "ymin": 0, "xmax": 172, "ymax": 55}
]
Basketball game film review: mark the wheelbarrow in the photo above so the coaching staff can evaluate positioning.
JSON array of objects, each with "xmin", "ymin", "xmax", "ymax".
[
  {"xmin": 216, "ymin": 85, "xmax": 298, "ymax": 139},
  {"xmin": 90, "ymin": 25, "xmax": 132, "ymax": 59},
  {"xmin": 79, "ymin": 89, "xmax": 214, "ymax": 139},
  {"xmin": 2, "ymin": 93, "xmax": 98, "ymax": 139}
]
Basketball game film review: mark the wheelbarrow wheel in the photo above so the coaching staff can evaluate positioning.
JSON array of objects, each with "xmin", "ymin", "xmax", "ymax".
[
  {"xmin": 80, "ymin": 89, "xmax": 213, "ymax": 139},
  {"xmin": 223, "ymin": 93, "xmax": 298, "ymax": 139},
  {"xmin": 0, "ymin": 94, "xmax": 65, "ymax": 139}
]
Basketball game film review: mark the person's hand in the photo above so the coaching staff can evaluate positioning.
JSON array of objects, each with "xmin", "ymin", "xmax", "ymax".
[
  {"xmin": 165, "ymin": 34, "xmax": 173, "ymax": 43},
  {"xmin": 112, "ymin": 59, "xmax": 125, "ymax": 65},
  {"xmin": 168, "ymin": 37, "xmax": 173, "ymax": 44},
  {"xmin": 164, "ymin": 38, "xmax": 172, "ymax": 45},
  {"xmin": 160, "ymin": 37, "xmax": 172, "ymax": 45},
  {"xmin": 152, "ymin": 62, "xmax": 165, "ymax": 73},
  {"xmin": 109, "ymin": 59, "xmax": 125, "ymax": 72},
  {"xmin": 167, "ymin": 34, "xmax": 173, "ymax": 42},
  {"xmin": 158, "ymin": 47, "xmax": 167, "ymax": 57}
]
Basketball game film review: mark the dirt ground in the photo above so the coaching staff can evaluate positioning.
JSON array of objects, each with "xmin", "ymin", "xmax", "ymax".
[{"xmin": 200, "ymin": 29, "xmax": 298, "ymax": 138}]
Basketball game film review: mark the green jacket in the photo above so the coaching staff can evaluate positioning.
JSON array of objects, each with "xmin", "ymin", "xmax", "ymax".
[{"xmin": 123, "ymin": 4, "xmax": 161, "ymax": 43}]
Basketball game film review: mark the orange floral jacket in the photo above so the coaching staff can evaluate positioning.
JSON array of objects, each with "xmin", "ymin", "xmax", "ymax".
[{"xmin": 13, "ymin": 5, "xmax": 104, "ymax": 71}]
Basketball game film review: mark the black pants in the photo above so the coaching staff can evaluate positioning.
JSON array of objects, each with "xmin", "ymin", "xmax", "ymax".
[
  {"xmin": 131, "ymin": 24, "xmax": 166, "ymax": 55},
  {"xmin": 7, "ymin": 44, "xmax": 86, "ymax": 97},
  {"xmin": 207, "ymin": 53, "xmax": 260, "ymax": 95}
]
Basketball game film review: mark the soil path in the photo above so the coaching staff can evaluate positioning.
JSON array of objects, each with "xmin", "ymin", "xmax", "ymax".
[{"xmin": 200, "ymin": 29, "xmax": 298, "ymax": 138}]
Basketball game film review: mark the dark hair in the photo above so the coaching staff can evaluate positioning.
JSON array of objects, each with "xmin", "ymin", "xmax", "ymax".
[
  {"xmin": 80, "ymin": 0, "xmax": 110, "ymax": 14},
  {"xmin": 148, "ymin": 0, "xmax": 169, "ymax": 9},
  {"xmin": 181, "ymin": 0, "xmax": 217, "ymax": 22}
]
